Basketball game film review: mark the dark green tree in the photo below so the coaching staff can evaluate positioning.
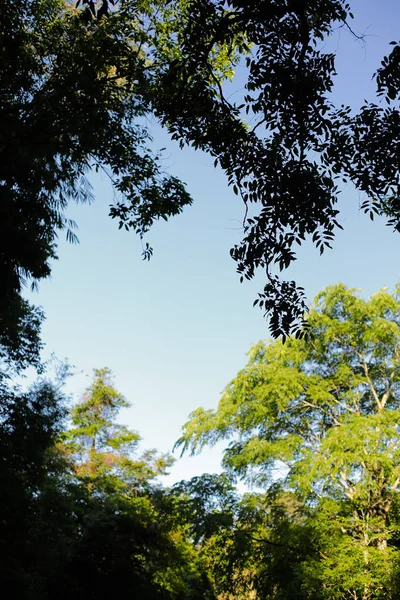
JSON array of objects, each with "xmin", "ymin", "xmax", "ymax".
[
  {"xmin": 0, "ymin": 375, "xmax": 75, "ymax": 597},
  {"xmin": 0, "ymin": 367, "xmax": 216, "ymax": 599},
  {"xmin": 0, "ymin": 298, "xmax": 44, "ymax": 374},
  {"xmin": 2, "ymin": 0, "xmax": 400, "ymax": 342},
  {"xmin": 0, "ymin": 0, "xmax": 194, "ymax": 356},
  {"xmin": 154, "ymin": 0, "xmax": 400, "ymax": 337},
  {"xmin": 165, "ymin": 474, "xmax": 259, "ymax": 600}
]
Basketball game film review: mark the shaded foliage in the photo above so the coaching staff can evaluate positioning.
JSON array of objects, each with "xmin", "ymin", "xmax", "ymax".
[
  {"xmin": 0, "ymin": 369, "xmax": 215, "ymax": 599},
  {"xmin": 0, "ymin": 377, "xmax": 71, "ymax": 597},
  {"xmin": 1, "ymin": 0, "xmax": 400, "ymax": 342},
  {"xmin": 0, "ymin": 0, "xmax": 194, "ymax": 354},
  {"xmin": 0, "ymin": 298, "xmax": 43, "ymax": 373},
  {"xmin": 151, "ymin": 1, "xmax": 400, "ymax": 337}
]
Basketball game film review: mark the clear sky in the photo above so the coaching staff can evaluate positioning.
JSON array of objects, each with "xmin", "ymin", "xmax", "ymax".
[{"xmin": 25, "ymin": 0, "xmax": 400, "ymax": 486}]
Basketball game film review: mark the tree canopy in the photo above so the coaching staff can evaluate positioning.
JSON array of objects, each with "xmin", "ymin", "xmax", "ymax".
[
  {"xmin": 152, "ymin": 0, "xmax": 400, "ymax": 337},
  {"xmin": 0, "ymin": 367, "xmax": 216, "ymax": 599},
  {"xmin": 177, "ymin": 283, "xmax": 400, "ymax": 598},
  {"xmin": 2, "ymin": 0, "xmax": 400, "ymax": 593},
  {"xmin": 64, "ymin": 367, "xmax": 173, "ymax": 491},
  {"xmin": 1, "ymin": 0, "xmax": 399, "ymax": 345},
  {"xmin": 3, "ymin": 285, "xmax": 400, "ymax": 598},
  {"xmin": 0, "ymin": 0, "xmax": 194, "ymax": 358}
]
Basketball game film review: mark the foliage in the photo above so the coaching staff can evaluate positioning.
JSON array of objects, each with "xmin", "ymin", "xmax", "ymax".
[
  {"xmin": 149, "ymin": 1, "xmax": 400, "ymax": 337},
  {"xmin": 64, "ymin": 367, "xmax": 172, "ymax": 492},
  {"xmin": 0, "ymin": 368, "xmax": 215, "ymax": 599},
  {"xmin": 167, "ymin": 473, "xmax": 239, "ymax": 544},
  {"xmin": 0, "ymin": 298, "xmax": 44, "ymax": 374},
  {"xmin": 0, "ymin": 0, "xmax": 192, "ymax": 355},
  {"xmin": 0, "ymin": 375, "xmax": 72, "ymax": 597},
  {"xmin": 166, "ymin": 474, "xmax": 264, "ymax": 599},
  {"xmin": 2, "ymin": 0, "xmax": 400, "ymax": 342},
  {"xmin": 61, "ymin": 367, "xmax": 214, "ymax": 599},
  {"xmin": 177, "ymin": 283, "xmax": 400, "ymax": 598}
]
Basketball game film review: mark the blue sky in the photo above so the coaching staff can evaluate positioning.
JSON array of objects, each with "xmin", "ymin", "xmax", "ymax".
[{"xmin": 26, "ymin": 0, "xmax": 400, "ymax": 485}]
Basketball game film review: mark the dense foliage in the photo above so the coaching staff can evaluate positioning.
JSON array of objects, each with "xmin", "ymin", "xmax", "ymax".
[
  {"xmin": 178, "ymin": 284, "xmax": 400, "ymax": 599},
  {"xmin": 1, "ymin": 0, "xmax": 399, "ymax": 340},
  {"xmin": 2, "ymin": 0, "xmax": 400, "ymax": 595},
  {"xmin": 2, "ymin": 284, "xmax": 400, "ymax": 598},
  {"xmin": 0, "ymin": 368, "xmax": 215, "ymax": 599},
  {"xmin": 0, "ymin": 0, "xmax": 194, "ymax": 356}
]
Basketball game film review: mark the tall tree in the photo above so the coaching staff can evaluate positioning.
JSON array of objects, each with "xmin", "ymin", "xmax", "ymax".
[
  {"xmin": 0, "ymin": 367, "xmax": 216, "ymax": 599},
  {"xmin": 177, "ymin": 283, "xmax": 400, "ymax": 598},
  {"xmin": 0, "ymin": 374, "xmax": 76, "ymax": 597},
  {"xmin": 62, "ymin": 367, "xmax": 215, "ymax": 600},
  {"xmin": 65, "ymin": 367, "xmax": 173, "ymax": 491}
]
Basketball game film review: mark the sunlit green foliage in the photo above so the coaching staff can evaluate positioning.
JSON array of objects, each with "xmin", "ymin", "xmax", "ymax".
[
  {"xmin": 64, "ymin": 367, "xmax": 172, "ymax": 491},
  {"xmin": 178, "ymin": 283, "xmax": 400, "ymax": 598},
  {"xmin": 61, "ymin": 367, "xmax": 214, "ymax": 599}
]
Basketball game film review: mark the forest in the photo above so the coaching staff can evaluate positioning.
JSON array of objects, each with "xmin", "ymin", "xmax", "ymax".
[{"xmin": 1, "ymin": 1, "xmax": 400, "ymax": 598}]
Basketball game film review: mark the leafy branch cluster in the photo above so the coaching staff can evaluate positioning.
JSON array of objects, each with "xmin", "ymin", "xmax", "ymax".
[{"xmin": 2, "ymin": 0, "xmax": 400, "ymax": 345}]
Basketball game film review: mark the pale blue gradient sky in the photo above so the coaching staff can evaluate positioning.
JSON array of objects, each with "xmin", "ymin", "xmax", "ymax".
[{"xmin": 26, "ymin": 0, "xmax": 400, "ymax": 485}]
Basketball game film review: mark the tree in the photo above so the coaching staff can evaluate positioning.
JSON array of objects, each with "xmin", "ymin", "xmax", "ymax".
[
  {"xmin": 2, "ymin": 0, "xmax": 400, "ymax": 343},
  {"xmin": 0, "ymin": 373, "xmax": 75, "ymax": 597},
  {"xmin": 177, "ymin": 283, "xmax": 400, "ymax": 598},
  {"xmin": 0, "ymin": 0, "xmax": 242, "ymax": 358},
  {"xmin": 0, "ymin": 298, "xmax": 44, "ymax": 374},
  {"xmin": 0, "ymin": 367, "xmax": 216, "ymax": 599},
  {"xmin": 155, "ymin": 0, "xmax": 400, "ymax": 337},
  {"xmin": 0, "ymin": 0, "xmax": 196, "ymax": 358},
  {"xmin": 62, "ymin": 367, "xmax": 215, "ymax": 600},
  {"xmin": 64, "ymin": 367, "xmax": 172, "ymax": 492},
  {"xmin": 166, "ymin": 474, "xmax": 261, "ymax": 600}
]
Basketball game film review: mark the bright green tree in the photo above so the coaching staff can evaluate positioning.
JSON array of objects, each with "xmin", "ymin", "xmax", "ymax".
[
  {"xmin": 65, "ymin": 367, "xmax": 172, "ymax": 492},
  {"xmin": 177, "ymin": 283, "xmax": 400, "ymax": 599},
  {"xmin": 63, "ymin": 367, "xmax": 215, "ymax": 600}
]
